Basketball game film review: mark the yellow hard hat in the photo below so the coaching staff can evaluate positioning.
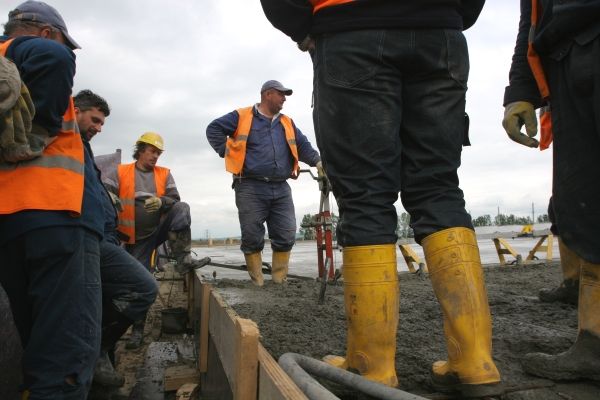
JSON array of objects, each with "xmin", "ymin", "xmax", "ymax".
[{"xmin": 136, "ymin": 131, "xmax": 164, "ymax": 151}]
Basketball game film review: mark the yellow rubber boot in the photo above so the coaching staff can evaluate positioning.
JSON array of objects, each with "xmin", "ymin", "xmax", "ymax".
[
  {"xmin": 244, "ymin": 252, "xmax": 264, "ymax": 286},
  {"xmin": 422, "ymin": 227, "xmax": 502, "ymax": 398},
  {"xmin": 272, "ymin": 251, "xmax": 290, "ymax": 284},
  {"xmin": 323, "ymin": 244, "xmax": 399, "ymax": 387},
  {"xmin": 539, "ymin": 238, "xmax": 581, "ymax": 304},
  {"xmin": 523, "ymin": 258, "xmax": 600, "ymax": 380}
]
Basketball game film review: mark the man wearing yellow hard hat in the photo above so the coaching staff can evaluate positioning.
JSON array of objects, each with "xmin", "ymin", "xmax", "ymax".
[{"xmin": 103, "ymin": 131, "xmax": 192, "ymax": 348}]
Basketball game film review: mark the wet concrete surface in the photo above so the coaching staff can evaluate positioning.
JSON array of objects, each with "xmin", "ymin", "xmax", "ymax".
[{"xmin": 192, "ymin": 237, "xmax": 560, "ymax": 281}]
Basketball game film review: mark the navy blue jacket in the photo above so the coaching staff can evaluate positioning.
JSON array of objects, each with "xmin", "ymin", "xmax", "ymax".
[
  {"xmin": 0, "ymin": 36, "xmax": 104, "ymax": 243},
  {"xmin": 260, "ymin": 0, "xmax": 485, "ymax": 43},
  {"xmin": 504, "ymin": 0, "xmax": 600, "ymax": 107},
  {"xmin": 206, "ymin": 105, "xmax": 320, "ymax": 179}
]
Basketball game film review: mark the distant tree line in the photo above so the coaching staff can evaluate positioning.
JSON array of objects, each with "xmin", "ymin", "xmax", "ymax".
[
  {"xmin": 299, "ymin": 211, "xmax": 550, "ymax": 240},
  {"xmin": 472, "ymin": 213, "xmax": 549, "ymax": 227}
]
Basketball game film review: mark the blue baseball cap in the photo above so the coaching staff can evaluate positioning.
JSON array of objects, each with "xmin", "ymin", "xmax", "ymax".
[
  {"xmin": 9, "ymin": 1, "xmax": 80, "ymax": 49},
  {"xmin": 261, "ymin": 80, "xmax": 293, "ymax": 95}
]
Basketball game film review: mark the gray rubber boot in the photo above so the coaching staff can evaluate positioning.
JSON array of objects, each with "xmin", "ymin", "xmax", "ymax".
[
  {"xmin": 126, "ymin": 317, "xmax": 145, "ymax": 349},
  {"xmin": 538, "ymin": 279, "xmax": 579, "ymax": 305},
  {"xmin": 168, "ymin": 228, "xmax": 193, "ymax": 273},
  {"xmin": 93, "ymin": 351, "xmax": 125, "ymax": 387}
]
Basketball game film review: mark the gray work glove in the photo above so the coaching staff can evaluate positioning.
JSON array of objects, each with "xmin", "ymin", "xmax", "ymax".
[
  {"xmin": 502, "ymin": 101, "xmax": 539, "ymax": 148},
  {"xmin": 0, "ymin": 56, "xmax": 21, "ymax": 112},
  {"xmin": 0, "ymin": 57, "xmax": 39, "ymax": 163},
  {"xmin": 108, "ymin": 191, "xmax": 123, "ymax": 212},
  {"xmin": 144, "ymin": 196, "xmax": 162, "ymax": 213}
]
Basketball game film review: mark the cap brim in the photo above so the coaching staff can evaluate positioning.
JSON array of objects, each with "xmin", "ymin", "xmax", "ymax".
[
  {"xmin": 280, "ymin": 88, "xmax": 293, "ymax": 95},
  {"xmin": 61, "ymin": 29, "xmax": 81, "ymax": 49}
]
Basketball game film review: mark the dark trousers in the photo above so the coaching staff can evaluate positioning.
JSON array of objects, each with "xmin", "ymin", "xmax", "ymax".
[
  {"xmin": 126, "ymin": 202, "xmax": 191, "ymax": 269},
  {"xmin": 100, "ymin": 240, "xmax": 158, "ymax": 326},
  {"xmin": 234, "ymin": 179, "xmax": 296, "ymax": 253},
  {"xmin": 545, "ymin": 34, "xmax": 600, "ymax": 263},
  {"xmin": 0, "ymin": 227, "xmax": 101, "ymax": 399},
  {"xmin": 312, "ymin": 28, "xmax": 473, "ymax": 246}
]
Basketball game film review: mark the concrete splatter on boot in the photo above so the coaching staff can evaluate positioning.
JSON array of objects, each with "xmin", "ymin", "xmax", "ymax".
[
  {"xmin": 126, "ymin": 318, "xmax": 145, "ymax": 349},
  {"xmin": 538, "ymin": 239, "xmax": 580, "ymax": 305},
  {"xmin": 244, "ymin": 252, "xmax": 264, "ymax": 286},
  {"xmin": 168, "ymin": 228, "xmax": 193, "ymax": 273},
  {"xmin": 271, "ymin": 251, "xmax": 290, "ymax": 284},
  {"xmin": 523, "ymin": 260, "xmax": 600, "ymax": 381},
  {"xmin": 93, "ymin": 351, "xmax": 125, "ymax": 387}
]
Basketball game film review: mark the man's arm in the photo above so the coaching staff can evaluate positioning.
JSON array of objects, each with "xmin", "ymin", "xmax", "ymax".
[
  {"xmin": 292, "ymin": 121, "xmax": 320, "ymax": 167},
  {"xmin": 6, "ymin": 36, "xmax": 75, "ymax": 136},
  {"xmin": 206, "ymin": 110, "xmax": 239, "ymax": 158},
  {"xmin": 260, "ymin": 0, "xmax": 313, "ymax": 43},
  {"xmin": 503, "ymin": 0, "xmax": 542, "ymax": 107},
  {"xmin": 161, "ymin": 172, "xmax": 181, "ymax": 211}
]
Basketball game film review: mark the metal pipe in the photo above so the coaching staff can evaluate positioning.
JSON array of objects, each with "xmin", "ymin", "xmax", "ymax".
[{"xmin": 279, "ymin": 353, "xmax": 428, "ymax": 400}]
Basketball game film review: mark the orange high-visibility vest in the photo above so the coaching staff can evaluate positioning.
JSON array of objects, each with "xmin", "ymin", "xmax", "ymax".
[
  {"xmin": 527, "ymin": 0, "xmax": 553, "ymax": 150},
  {"xmin": 0, "ymin": 39, "xmax": 84, "ymax": 215},
  {"xmin": 117, "ymin": 163, "xmax": 169, "ymax": 244},
  {"xmin": 224, "ymin": 106, "xmax": 299, "ymax": 177},
  {"xmin": 310, "ymin": 0, "xmax": 355, "ymax": 13}
]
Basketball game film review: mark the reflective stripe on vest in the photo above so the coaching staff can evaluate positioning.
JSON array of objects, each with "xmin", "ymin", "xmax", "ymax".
[
  {"xmin": 116, "ymin": 163, "xmax": 169, "ymax": 244},
  {"xmin": 310, "ymin": 0, "xmax": 355, "ymax": 13},
  {"xmin": 0, "ymin": 39, "xmax": 84, "ymax": 215},
  {"xmin": 527, "ymin": 0, "xmax": 553, "ymax": 150},
  {"xmin": 224, "ymin": 106, "xmax": 299, "ymax": 177}
]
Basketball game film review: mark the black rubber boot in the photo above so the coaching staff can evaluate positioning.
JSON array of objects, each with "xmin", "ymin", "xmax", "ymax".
[
  {"xmin": 522, "ymin": 331, "xmax": 600, "ymax": 381},
  {"xmin": 168, "ymin": 228, "xmax": 193, "ymax": 273},
  {"xmin": 126, "ymin": 317, "xmax": 146, "ymax": 349},
  {"xmin": 538, "ymin": 279, "xmax": 579, "ymax": 305},
  {"xmin": 93, "ymin": 351, "xmax": 125, "ymax": 387}
]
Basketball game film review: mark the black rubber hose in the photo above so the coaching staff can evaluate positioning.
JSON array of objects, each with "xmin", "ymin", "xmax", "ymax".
[{"xmin": 278, "ymin": 353, "xmax": 429, "ymax": 400}]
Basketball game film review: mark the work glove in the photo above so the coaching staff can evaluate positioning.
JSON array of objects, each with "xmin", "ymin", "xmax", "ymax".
[
  {"xmin": 316, "ymin": 161, "xmax": 329, "ymax": 192},
  {"xmin": 0, "ymin": 57, "xmax": 38, "ymax": 163},
  {"xmin": 107, "ymin": 191, "xmax": 123, "ymax": 212},
  {"xmin": 297, "ymin": 35, "xmax": 315, "ymax": 52},
  {"xmin": 144, "ymin": 196, "xmax": 162, "ymax": 213},
  {"xmin": 502, "ymin": 101, "xmax": 539, "ymax": 148},
  {"xmin": 0, "ymin": 56, "xmax": 21, "ymax": 113}
]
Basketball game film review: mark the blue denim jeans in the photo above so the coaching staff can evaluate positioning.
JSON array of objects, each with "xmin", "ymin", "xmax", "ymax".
[
  {"xmin": 312, "ymin": 28, "xmax": 473, "ymax": 245},
  {"xmin": 0, "ymin": 227, "xmax": 101, "ymax": 399},
  {"xmin": 100, "ymin": 240, "xmax": 158, "ymax": 323},
  {"xmin": 234, "ymin": 179, "xmax": 296, "ymax": 253}
]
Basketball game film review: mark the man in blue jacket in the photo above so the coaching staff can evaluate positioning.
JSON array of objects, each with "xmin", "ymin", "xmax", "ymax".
[
  {"xmin": 207, "ymin": 80, "xmax": 323, "ymax": 286},
  {"xmin": 0, "ymin": 1, "xmax": 105, "ymax": 398},
  {"xmin": 74, "ymin": 89, "xmax": 158, "ymax": 388},
  {"xmin": 261, "ymin": 1, "xmax": 501, "ymax": 398}
]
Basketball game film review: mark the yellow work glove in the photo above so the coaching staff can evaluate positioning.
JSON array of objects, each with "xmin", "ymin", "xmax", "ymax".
[
  {"xmin": 316, "ymin": 161, "xmax": 329, "ymax": 192},
  {"xmin": 144, "ymin": 196, "xmax": 162, "ymax": 213},
  {"xmin": 502, "ymin": 101, "xmax": 539, "ymax": 148}
]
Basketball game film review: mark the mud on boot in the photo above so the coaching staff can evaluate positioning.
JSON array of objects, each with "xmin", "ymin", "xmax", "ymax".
[
  {"xmin": 538, "ymin": 279, "xmax": 579, "ymax": 305},
  {"xmin": 93, "ymin": 351, "xmax": 125, "ymax": 387},
  {"xmin": 126, "ymin": 318, "xmax": 145, "ymax": 349}
]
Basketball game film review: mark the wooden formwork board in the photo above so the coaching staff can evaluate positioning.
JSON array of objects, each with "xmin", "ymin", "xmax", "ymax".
[
  {"xmin": 257, "ymin": 344, "xmax": 308, "ymax": 400},
  {"xmin": 195, "ymin": 272, "xmax": 307, "ymax": 400}
]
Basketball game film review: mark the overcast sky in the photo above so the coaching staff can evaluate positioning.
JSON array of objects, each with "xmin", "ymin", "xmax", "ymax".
[{"xmin": 1, "ymin": 1, "xmax": 553, "ymax": 239}]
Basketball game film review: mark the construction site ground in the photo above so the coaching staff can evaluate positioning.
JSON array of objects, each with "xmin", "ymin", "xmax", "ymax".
[{"xmin": 90, "ymin": 244, "xmax": 599, "ymax": 400}]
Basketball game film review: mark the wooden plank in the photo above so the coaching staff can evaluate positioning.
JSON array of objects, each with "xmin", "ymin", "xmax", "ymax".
[
  {"xmin": 257, "ymin": 344, "xmax": 308, "ymax": 400},
  {"xmin": 234, "ymin": 318, "xmax": 259, "ymax": 399},
  {"xmin": 398, "ymin": 244, "xmax": 427, "ymax": 273},
  {"xmin": 209, "ymin": 290, "xmax": 259, "ymax": 400},
  {"xmin": 164, "ymin": 365, "xmax": 200, "ymax": 392},
  {"xmin": 526, "ymin": 234, "xmax": 554, "ymax": 262},
  {"xmin": 176, "ymin": 383, "xmax": 199, "ymax": 400},
  {"xmin": 492, "ymin": 238, "xmax": 521, "ymax": 266},
  {"xmin": 199, "ymin": 282, "xmax": 211, "ymax": 373}
]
